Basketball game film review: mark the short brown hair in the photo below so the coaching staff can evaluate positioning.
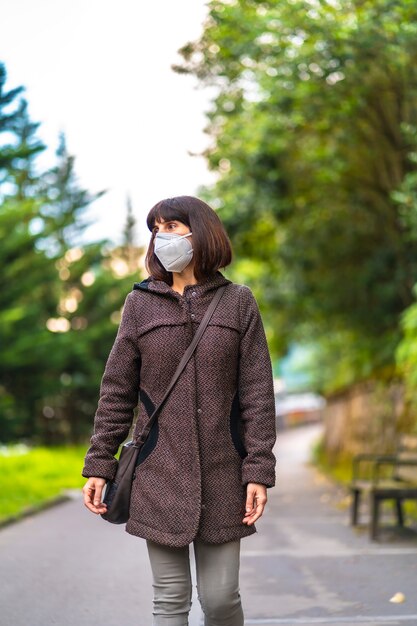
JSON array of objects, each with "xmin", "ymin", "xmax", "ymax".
[{"xmin": 145, "ymin": 196, "xmax": 233, "ymax": 284}]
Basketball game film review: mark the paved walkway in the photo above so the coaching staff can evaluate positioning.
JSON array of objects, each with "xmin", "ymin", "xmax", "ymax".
[
  {"xmin": 239, "ymin": 424, "xmax": 417, "ymax": 626},
  {"xmin": 1, "ymin": 423, "xmax": 417, "ymax": 626}
]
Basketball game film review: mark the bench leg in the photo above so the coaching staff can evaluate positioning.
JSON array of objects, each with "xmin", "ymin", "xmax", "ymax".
[
  {"xmin": 351, "ymin": 489, "xmax": 360, "ymax": 526},
  {"xmin": 395, "ymin": 499, "xmax": 404, "ymax": 526},
  {"xmin": 371, "ymin": 493, "xmax": 380, "ymax": 541}
]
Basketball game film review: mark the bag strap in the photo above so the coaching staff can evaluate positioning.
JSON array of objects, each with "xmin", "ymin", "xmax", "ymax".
[{"xmin": 134, "ymin": 284, "xmax": 228, "ymax": 446}]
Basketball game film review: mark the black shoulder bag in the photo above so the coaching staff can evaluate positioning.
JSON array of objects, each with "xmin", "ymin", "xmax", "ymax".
[{"xmin": 101, "ymin": 285, "xmax": 227, "ymax": 524}]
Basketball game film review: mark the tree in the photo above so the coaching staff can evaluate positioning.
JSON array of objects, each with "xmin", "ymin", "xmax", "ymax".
[
  {"xmin": 0, "ymin": 63, "xmax": 26, "ymax": 180},
  {"xmin": 37, "ymin": 132, "xmax": 106, "ymax": 257},
  {"xmin": 0, "ymin": 63, "xmax": 144, "ymax": 443},
  {"xmin": 0, "ymin": 194, "xmax": 58, "ymax": 441},
  {"xmin": 175, "ymin": 0, "xmax": 417, "ymax": 391},
  {"xmin": 119, "ymin": 193, "xmax": 144, "ymax": 273},
  {"xmin": 25, "ymin": 134, "xmax": 136, "ymax": 444},
  {"xmin": 0, "ymin": 62, "xmax": 55, "ymax": 441}
]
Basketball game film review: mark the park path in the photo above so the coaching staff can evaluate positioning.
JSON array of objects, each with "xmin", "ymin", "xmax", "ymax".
[{"xmin": 1, "ymin": 423, "xmax": 417, "ymax": 626}]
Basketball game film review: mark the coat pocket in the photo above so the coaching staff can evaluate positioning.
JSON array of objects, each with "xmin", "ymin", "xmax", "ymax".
[
  {"xmin": 134, "ymin": 389, "xmax": 159, "ymax": 467},
  {"xmin": 229, "ymin": 391, "xmax": 248, "ymax": 460}
]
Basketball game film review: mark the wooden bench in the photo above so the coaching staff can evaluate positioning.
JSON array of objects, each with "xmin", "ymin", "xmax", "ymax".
[{"xmin": 349, "ymin": 434, "xmax": 417, "ymax": 540}]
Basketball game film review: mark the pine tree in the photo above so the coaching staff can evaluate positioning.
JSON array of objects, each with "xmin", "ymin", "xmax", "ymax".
[
  {"xmin": 9, "ymin": 98, "xmax": 45, "ymax": 199},
  {"xmin": 38, "ymin": 132, "xmax": 106, "ymax": 257},
  {"xmin": 0, "ymin": 63, "xmax": 55, "ymax": 441},
  {"xmin": 0, "ymin": 62, "xmax": 25, "ymax": 180},
  {"xmin": 122, "ymin": 193, "xmax": 136, "ymax": 248},
  {"xmin": 0, "ymin": 63, "xmax": 44, "ymax": 192},
  {"xmin": 0, "ymin": 63, "xmax": 143, "ymax": 444},
  {"xmin": 118, "ymin": 193, "xmax": 144, "ymax": 274}
]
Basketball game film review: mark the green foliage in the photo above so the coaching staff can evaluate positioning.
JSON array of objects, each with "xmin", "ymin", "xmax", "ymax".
[
  {"xmin": 0, "ymin": 444, "xmax": 86, "ymax": 522},
  {"xmin": 0, "ymin": 62, "xmax": 145, "ymax": 444},
  {"xmin": 177, "ymin": 0, "xmax": 417, "ymax": 390},
  {"xmin": 395, "ymin": 287, "xmax": 417, "ymax": 430},
  {"xmin": 310, "ymin": 434, "xmax": 353, "ymax": 483}
]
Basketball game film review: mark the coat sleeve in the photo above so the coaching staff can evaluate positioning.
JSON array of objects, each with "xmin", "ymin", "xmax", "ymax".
[
  {"xmin": 81, "ymin": 291, "xmax": 141, "ymax": 481},
  {"xmin": 237, "ymin": 285, "xmax": 276, "ymax": 488}
]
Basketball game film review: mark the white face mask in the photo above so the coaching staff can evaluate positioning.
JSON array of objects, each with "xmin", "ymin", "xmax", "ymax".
[{"xmin": 153, "ymin": 232, "xmax": 193, "ymax": 273}]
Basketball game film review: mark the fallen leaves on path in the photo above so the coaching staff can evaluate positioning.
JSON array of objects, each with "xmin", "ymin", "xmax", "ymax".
[{"xmin": 389, "ymin": 592, "xmax": 406, "ymax": 603}]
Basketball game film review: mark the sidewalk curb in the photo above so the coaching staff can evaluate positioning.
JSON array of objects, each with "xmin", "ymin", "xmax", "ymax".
[{"xmin": 0, "ymin": 493, "xmax": 73, "ymax": 530}]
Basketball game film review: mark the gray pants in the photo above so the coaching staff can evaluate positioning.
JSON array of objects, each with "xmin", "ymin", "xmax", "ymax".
[{"xmin": 146, "ymin": 538, "xmax": 244, "ymax": 626}]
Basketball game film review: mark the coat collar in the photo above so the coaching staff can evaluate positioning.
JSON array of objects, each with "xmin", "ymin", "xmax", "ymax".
[{"xmin": 133, "ymin": 271, "xmax": 231, "ymax": 299}]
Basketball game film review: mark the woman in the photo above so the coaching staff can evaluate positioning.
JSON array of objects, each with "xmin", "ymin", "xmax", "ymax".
[{"xmin": 82, "ymin": 196, "xmax": 276, "ymax": 625}]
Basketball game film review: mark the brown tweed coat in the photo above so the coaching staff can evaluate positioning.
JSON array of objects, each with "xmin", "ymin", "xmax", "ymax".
[{"xmin": 82, "ymin": 271, "xmax": 276, "ymax": 547}]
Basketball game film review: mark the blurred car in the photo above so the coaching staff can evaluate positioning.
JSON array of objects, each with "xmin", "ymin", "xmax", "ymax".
[{"xmin": 275, "ymin": 391, "xmax": 326, "ymax": 429}]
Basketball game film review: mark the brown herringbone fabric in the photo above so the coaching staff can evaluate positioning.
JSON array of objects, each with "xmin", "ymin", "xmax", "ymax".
[{"xmin": 82, "ymin": 271, "xmax": 276, "ymax": 547}]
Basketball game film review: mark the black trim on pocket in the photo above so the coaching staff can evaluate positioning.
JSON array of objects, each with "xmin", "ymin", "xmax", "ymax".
[
  {"xmin": 135, "ymin": 389, "xmax": 158, "ymax": 467},
  {"xmin": 229, "ymin": 392, "xmax": 248, "ymax": 459}
]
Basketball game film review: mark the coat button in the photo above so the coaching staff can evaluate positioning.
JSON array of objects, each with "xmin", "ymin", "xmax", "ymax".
[
  {"xmin": 201, "ymin": 503, "xmax": 206, "ymax": 510},
  {"xmin": 191, "ymin": 313, "xmax": 195, "ymax": 319},
  {"xmin": 197, "ymin": 408, "xmax": 202, "ymax": 414},
  {"xmin": 192, "ymin": 291, "xmax": 197, "ymax": 296}
]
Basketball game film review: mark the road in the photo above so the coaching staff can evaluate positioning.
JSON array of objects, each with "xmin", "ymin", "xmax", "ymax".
[{"xmin": 1, "ymin": 423, "xmax": 417, "ymax": 626}]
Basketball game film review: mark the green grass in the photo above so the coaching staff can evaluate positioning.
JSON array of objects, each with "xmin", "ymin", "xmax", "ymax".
[{"xmin": 0, "ymin": 444, "xmax": 88, "ymax": 523}]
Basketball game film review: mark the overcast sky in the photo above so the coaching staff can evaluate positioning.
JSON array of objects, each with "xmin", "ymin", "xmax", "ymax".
[{"xmin": 2, "ymin": 0, "xmax": 217, "ymax": 246}]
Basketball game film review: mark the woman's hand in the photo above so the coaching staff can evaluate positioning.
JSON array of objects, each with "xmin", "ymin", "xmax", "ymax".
[
  {"xmin": 242, "ymin": 482, "xmax": 267, "ymax": 525},
  {"xmin": 82, "ymin": 477, "xmax": 108, "ymax": 514}
]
